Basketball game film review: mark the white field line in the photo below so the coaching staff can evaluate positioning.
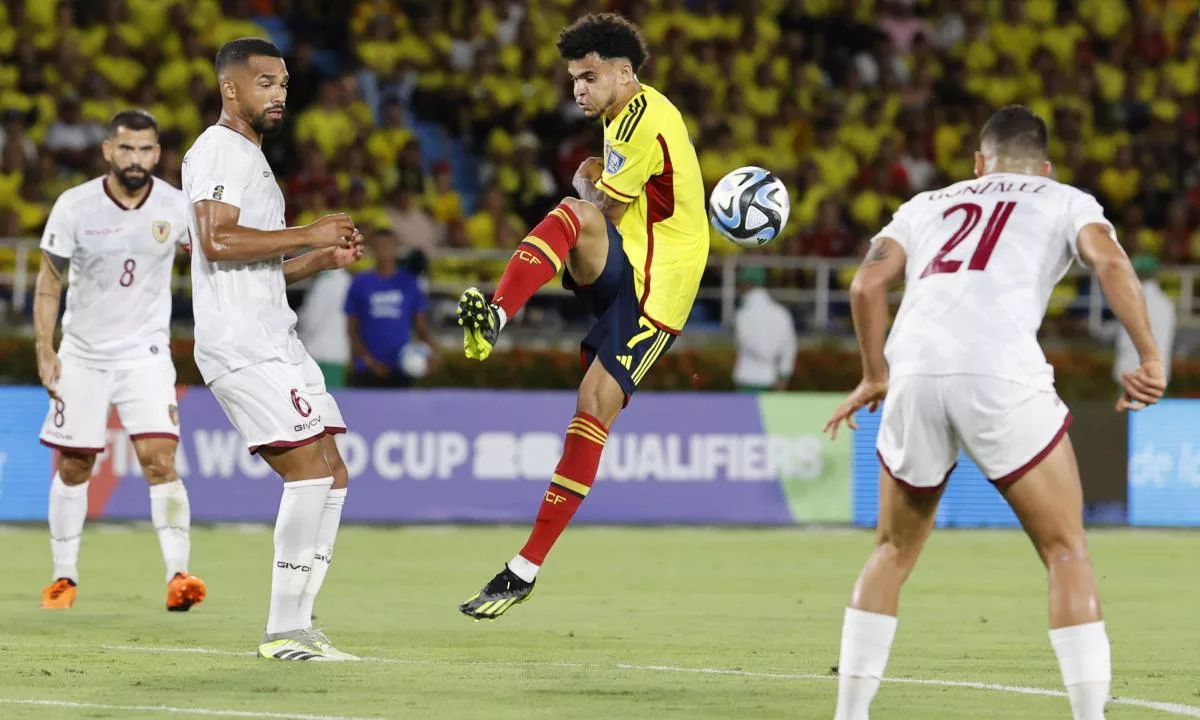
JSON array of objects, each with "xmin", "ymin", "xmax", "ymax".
[
  {"xmin": 0, "ymin": 697, "xmax": 378, "ymax": 720},
  {"xmin": 86, "ymin": 643, "xmax": 1200, "ymax": 718}
]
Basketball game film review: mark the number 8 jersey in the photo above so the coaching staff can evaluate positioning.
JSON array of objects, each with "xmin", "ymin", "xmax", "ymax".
[
  {"xmin": 40, "ymin": 176, "xmax": 193, "ymax": 368},
  {"xmin": 874, "ymin": 173, "xmax": 1115, "ymax": 390}
]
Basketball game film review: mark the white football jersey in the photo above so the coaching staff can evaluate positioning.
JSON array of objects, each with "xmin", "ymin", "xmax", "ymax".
[
  {"xmin": 182, "ymin": 125, "xmax": 305, "ymax": 384},
  {"xmin": 876, "ymin": 173, "xmax": 1115, "ymax": 390},
  {"xmin": 40, "ymin": 176, "xmax": 191, "ymax": 368}
]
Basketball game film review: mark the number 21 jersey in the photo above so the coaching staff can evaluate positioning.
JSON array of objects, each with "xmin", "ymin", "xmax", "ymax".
[{"xmin": 875, "ymin": 173, "xmax": 1115, "ymax": 389}]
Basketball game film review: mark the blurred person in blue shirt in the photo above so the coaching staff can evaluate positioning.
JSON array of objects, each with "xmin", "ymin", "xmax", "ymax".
[{"xmin": 344, "ymin": 227, "xmax": 439, "ymax": 388}]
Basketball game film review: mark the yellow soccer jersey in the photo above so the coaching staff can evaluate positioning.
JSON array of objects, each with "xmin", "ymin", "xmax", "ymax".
[{"xmin": 597, "ymin": 84, "xmax": 709, "ymax": 333}]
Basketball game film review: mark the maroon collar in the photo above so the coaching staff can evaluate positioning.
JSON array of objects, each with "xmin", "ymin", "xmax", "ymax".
[{"xmin": 103, "ymin": 176, "xmax": 153, "ymax": 211}]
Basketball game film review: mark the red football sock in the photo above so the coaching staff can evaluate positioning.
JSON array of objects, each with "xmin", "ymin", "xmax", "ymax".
[
  {"xmin": 518, "ymin": 411, "xmax": 608, "ymax": 565},
  {"xmin": 492, "ymin": 203, "xmax": 581, "ymax": 321}
]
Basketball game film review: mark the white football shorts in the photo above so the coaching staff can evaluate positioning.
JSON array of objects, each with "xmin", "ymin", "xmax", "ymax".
[
  {"xmin": 875, "ymin": 375, "xmax": 1072, "ymax": 491},
  {"xmin": 209, "ymin": 353, "xmax": 346, "ymax": 453},
  {"xmin": 39, "ymin": 356, "xmax": 180, "ymax": 453}
]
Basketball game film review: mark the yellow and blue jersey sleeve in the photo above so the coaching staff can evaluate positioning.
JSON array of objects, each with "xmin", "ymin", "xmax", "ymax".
[{"xmin": 598, "ymin": 96, "xmax": 662, "ymax": 202}]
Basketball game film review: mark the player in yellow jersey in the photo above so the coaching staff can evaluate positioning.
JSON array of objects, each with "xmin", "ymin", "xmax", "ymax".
[{"xmin": 458, "ymin": 13, "xmax": 709, "ymax": 620}]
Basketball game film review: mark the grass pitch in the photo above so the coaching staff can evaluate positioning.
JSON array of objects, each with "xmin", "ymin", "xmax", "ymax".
[{"xmin": 0, "ymin": 526, "xmax": 1197, "ymax": 719}]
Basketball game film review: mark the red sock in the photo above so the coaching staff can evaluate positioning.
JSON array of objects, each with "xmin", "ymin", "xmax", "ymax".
[
  {"xmin": 492, "ymin": 203, "xmax": 581, "ymax": 321},
  {"xmin": 518, "ymin": 411, "xmax": 608, "ymax": 565}
]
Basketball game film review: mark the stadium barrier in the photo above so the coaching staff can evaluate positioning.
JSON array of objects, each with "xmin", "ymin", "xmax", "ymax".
[
  {"xmin": 851, "ymin": 399, "xmax": 1129, "ymax": 528},
  {"xmin": 1128, "ymin": 400, "xmax": 1200, "ymax": 527},
  {"xmin": 0, "ymin": 387, "xmax": 853, "ymax": 525},
  {"xmin": 3, "ymin": 387, "xmax": 1172, "ymax": 526},
  {"xmin": 9, "ymin": 238, "xmax": 1200, "ymax": 331}
]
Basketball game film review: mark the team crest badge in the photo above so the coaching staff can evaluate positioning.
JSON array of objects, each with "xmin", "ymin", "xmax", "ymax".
[
  {"xmin": 168, "ymin": 403, "xmax": 179, "ymax": 426},
  {"xmin": 153, "ymin": 221, "xmax": 171, "ymax": 243},
  {"xmin": 605, "ymin": 147, "xmax": 626, "ymax": 175}
]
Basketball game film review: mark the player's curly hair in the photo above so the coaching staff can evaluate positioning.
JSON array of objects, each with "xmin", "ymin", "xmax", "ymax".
[{"xmin": 557, "ymin": 13, "xmax": 649, "ymax": 72}]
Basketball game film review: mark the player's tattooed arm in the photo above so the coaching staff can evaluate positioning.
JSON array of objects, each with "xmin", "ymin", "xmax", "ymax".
[
  {"xmin": 34, "ymin": 252, "xmax": 68, "ymax": 395},
  {"xmin": 850, "ymin": 237, "xmax": 907, "ymax": 382}
]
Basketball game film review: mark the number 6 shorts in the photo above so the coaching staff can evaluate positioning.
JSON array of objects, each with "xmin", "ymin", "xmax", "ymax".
[{"xmin": 208, "ymin": 353, "xmax": 347, "ymax": 454}]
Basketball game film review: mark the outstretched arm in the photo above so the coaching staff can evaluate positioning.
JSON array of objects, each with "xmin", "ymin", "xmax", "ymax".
[
  {"xmin": 193, "ymin": 200, "xmax": 355, "ymax": 263},
  {"xmin": 849, "ymin": 238, "xmax": 907, "ymax": 383},
  {"xmin": 283, "ymin": 232, "xmax": 363, "ymax": 285},
  {"xmin": 1078, "ymin": 224, "xmax": 1158, "ymax": 363},
  {"xmin": 824, "ymin": 237, "xmax": 907, "ymax": 438},
  {"xmin": 1077, "ymin": 223, "xmax": 1167, "ymax": 408}
]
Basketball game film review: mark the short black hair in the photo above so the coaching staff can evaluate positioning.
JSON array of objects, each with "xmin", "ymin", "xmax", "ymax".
[
  {"xmin": 215, "ymin": 37, "xmax": 283, "ymax": 74},
  {"xmin": 109, "ymin": 109, "xmax": 158, "ymax": 137},
  {"xmin": 980, "ymin": 105, "xmax": 1048, "ymax": 158},
  {"xmin": 557, "ymin": 13, "xmax": 649, "ymax": 72}
]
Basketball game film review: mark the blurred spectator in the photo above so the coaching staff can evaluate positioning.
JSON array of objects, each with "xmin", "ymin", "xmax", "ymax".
[
  {"xmin": 428, "ymin": 160, "xmax": 464, "ymax": 228},
  {"xmin": 384, "ymin": 187, "xmax": 437, "ymax": 257},
  {"xmin": 732, "ymin": 267, "xmax": 796, "ymax": 392},
  {"xmin": 43, "ymin": 96, "xmax": 105, "ymax": 170},
  {"xmin": 344, "ymin": 228, "xmax": 439, "ymax": 389},
  {"xmin": 1112, "ymin": 255, "xmax": 1175, "ymax": 387},
  {"xmin": 1, "ymin": 0, "xmax": 1199, "ymax": 342},
  {"xmin": 798, "ymin": 198, "xmax": 856, "ymax": 258},
  {"xmin": 500, "ymin": 132, "xmax": 557, "ymax": 225},
  {"xmin": 0, "ymin": 109, "xmax": 38, "ymax": 166},
  {"xmin": 297, "ymin": 267, "xmax": 353, "ymax": 389},
  {"xmin": 394, "ymin": 139, "xmax": 428, "ymax": 196},
  {"xmin": 465, "ymin": 184, "xmax": 523, "ymax": 252},
  {"xmin": 296, "ymin": 80, "xmax": 357, "ymax": 158},
  {"xmin": 283, "ymin": 40, "xmax": 324, "ymax": 113},
  {"xmin": 288, "ymin": 143, "xmax": 338, "ymax": 209},
  {"xmin": 899, "ymin": 131, "xmax": 937, "ymax": 193},
  {"xmin": 366, "ymin": 99, "xmax": 413, "ymax": 171},
  {"xmin": 1160, "ymin": 200, "xmax": 1200, "ymax": 265},
  {"xmin": 1099, "ymin": 146, "xmax": 1141, "ymax": 207}
]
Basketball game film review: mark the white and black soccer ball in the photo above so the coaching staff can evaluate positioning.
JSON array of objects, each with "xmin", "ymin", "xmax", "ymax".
[
  {"xmin": 399, "ymin": 342, "xmax": 432, "ymax": 378},
  {"xmin": 708, "ymin": 166, "xmax": 791, "ymax": 248}
]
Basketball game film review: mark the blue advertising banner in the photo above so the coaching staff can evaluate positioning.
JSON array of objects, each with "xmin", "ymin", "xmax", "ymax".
[
  {"xmin": 1128, "ymin": 400, "xmax": 1200, "ymax": 527},
  {"xmin": 851, "ymin": 405, "xmax": 1020, "ymax": 528},
  {"xmin": 0, "ymin": 388, "xmax": 853, "ymax": 526},
  {"xmin": 0, "ymin": 387, "xmax": 52, "ymax": 521}
]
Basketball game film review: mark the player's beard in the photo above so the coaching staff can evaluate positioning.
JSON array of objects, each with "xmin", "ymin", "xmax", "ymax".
[
  {"xmin": 114, "ymin": 165, "xmax": 150, "ymax": 191},
  {"xmin": 251, "ymin": 107, "xmax": 286, "ymax": 136}
]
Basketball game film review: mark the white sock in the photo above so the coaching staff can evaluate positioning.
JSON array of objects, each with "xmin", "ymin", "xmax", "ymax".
[
  {"xmin": 509, "ymin": 554, "xmax": 539, "ymax": 583},
  {"xmin": 266, "ymin": 477, "xmax": 332, "ymax": 635},
  {"xmin": 494, "ymin": 305, "xmax": 508, "ymax": 331},
  {"xmin": 149, "ymin": 480, "xmax": 191, "ymax": 582},
  {"xmin": 834, "ymin": 608, "xmax": 899, "ymax": 720},
  {"xmin": 298, "ymin": 486, "xmax": 346, "ymax": 628},
  {"xmin": 48, "ymin": 473, "xmax": 88, "ymax": 583},
  {"xmin": 1051, "ymin": 621, "xmax": 1111, "ymax": 720}
]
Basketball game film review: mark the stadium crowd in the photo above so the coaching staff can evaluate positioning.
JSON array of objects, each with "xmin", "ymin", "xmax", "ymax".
[{"xmin": 2, "ymin": 0, "xmax": 1200, "ymax": 311}]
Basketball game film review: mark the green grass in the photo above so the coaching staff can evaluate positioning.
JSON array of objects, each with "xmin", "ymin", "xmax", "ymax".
[{"xmin": 0, "ymin": 526, "xmax": 1198, "ymax": 719}]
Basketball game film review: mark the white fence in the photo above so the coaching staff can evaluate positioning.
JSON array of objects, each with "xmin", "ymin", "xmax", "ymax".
[{"xmin": 4, "ymin": 238, "xmax": 1198, "ymax": 332}]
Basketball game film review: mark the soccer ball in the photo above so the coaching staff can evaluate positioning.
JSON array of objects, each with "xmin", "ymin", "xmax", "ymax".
[
  {"xmin": 399, "ymin": 342, "xmax": 432, "ymax": 378},
  {"xmin": 708, "ymin": 166, "xmax": 790, "ymax": 248}
]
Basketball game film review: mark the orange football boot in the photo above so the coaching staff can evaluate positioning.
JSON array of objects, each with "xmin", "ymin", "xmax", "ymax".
[
  {"xmin": 41, "ymin": 578, "xmax": 77, "ymax": 609},
  {"xmin": 166, "ymin": 572, "xmax": 207, "ymax": 612}
]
